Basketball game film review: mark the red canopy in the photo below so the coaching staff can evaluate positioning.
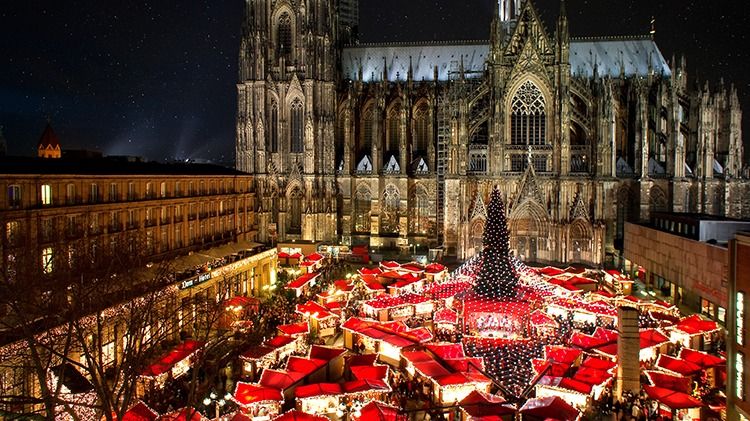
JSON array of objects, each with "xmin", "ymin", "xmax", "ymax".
[
  {"xmin": 425, "ymin": 263, "xmax": 447, "ymax": 274},
  {"xmin": 234, "ymin": 382, "xmax": 283, "ymax": 405},
  {"xmin": 287, "ymin": 273, "xmax": 320, "ymax": 290},
  {"xmin": 296, "ymin": 301, "xmax": 334, "ymax": 319},
  {"xmin": 460, "ymin": 390, "xmax": 515, "ymax": 420},
  {"xmin": 674, "ymin": 314, "xmax": 719, "ymax": 335},
  {"xmin": 259, "ymin": 369, "xmax": 305, "ymax": 390},
  {"xmin": 433, "ymin": 308, "xmax": 459, "ymax": 324},
  {"xmin": 272, "ymin": 410, "xmax": 329, "ymax": 421},
  {"xmin": 581, "ymin": 357, "xmax": 616, "ymax": 371},
  {"xmin": 538, "ymin": 266, "xmax": 565, "ymax": 276},
  {"xmin": 519, "ymin": 396, "xmax": 580, "ymax": 421},
  {"xmin": 559, "ymin": 377, "xmax": 593, "ymax": 394},
  {"xmin": 351, "ymin": 365, "xmax": 388, "ymax": 381},
  {"xmin": 572, "ymin": 367, "xmax": 611, "ymax": 386},
  {"xmin": 544, "ymin": 346, "xmax": 582, "ymax": 365},
  {"xmin": 141, "ymin": 340, "xmax": 205, "ymax": 377},
  {"xmin": 122, "ymin": 401, "xmax": 158, "ymax": 421},
  {"xmin": 679, "ymin": 348, "xmax": 726, "ymax": 369},
  {"xmin": 643, "ymin": 385, "xmax": 703, "ymax": 409},
  {"xmin": 286, "ymin": 357, "xmax": 327, "ymax": 375},
  {"xmin": 640, "ymin": 329, "xmax": 670, "ymax": 348},
  {"xmin": 570, "ymin": 332, "xmax": 609, "ymax": 350},
  {"xmin": 305, "ymin": 253, "xmax": 324, "ymax": 262},
  {"xmin": 531, "ymin": 359, "xmax": 570, "ymax": 377},
  {"xmin": 343, "ymin": 378, "xmax": 390, "ymax": 393},
  {"xmin": 412, "ymin": 360, "xmax": 451, "ymax": 379},
  {"xmin": 347, "ymin": 353, "xmax": 379, "ymax": 367},
  {"xmin": 223, "ymin": 296, "xmax": 260, "ymax": 311},
  {"xmin": 435, "ymin": 372, "xmax": 474, "ymax": 386},
  {"xmin": 656, "ymin": 355, "xmax": 702, "ymax": 376},
  {"xmin": 294, "ymin": 382, "xmax": 342, "ymax": 399},
  {"xmin": 158, "ymin": 408, "xmax": 204, "ymax": 421},
  {"xmin": 530, "ymin": 310, "xmax": 559, "ymax": 328},
  {"xmin": 644, "ymin": 371, "xmax": 692, "ymax": 394},
  {"xmin": 352, "ymin": 401, "xmax": 405, "ymax": 421},
  {"xmin": 426, "ymin": 343, "xmax": 466, "ymax": 359},
  {"xmin": 400, "ymin": 263, "xmax": 424, "ymax": 273},
  {"xmin": 266, "ymin": 335, "xmax": 296, "ymax": 349},
  {"xmin": 277, "ymin": 322, "xmax": 309, "ymax": 336}
]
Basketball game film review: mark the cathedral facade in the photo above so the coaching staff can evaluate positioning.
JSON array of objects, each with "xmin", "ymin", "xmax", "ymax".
[{"xmin": 236, "ymin": 0, "xmax": 750, "ymax": 266}]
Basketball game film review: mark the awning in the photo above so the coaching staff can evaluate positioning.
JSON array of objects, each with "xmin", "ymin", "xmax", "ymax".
[
  {"xmin": 644, "ymin": 371, "xmax": 692, "ymax": 394},
  {"xmin": 122, "ymin": 401, "xmax": 158, "ymax": 421},
  {"xmin": 679, "ymin": 348, "xmax": 726, "ymax": 369},
  {"xmin": 351, "ymin": 401, "xmax": 404, "ymax": 421},
  {"xmin": 141, "ymin": 340, "xmax": 204, "ymax": 377},
  {"xmin": 656, "ymin": 355, "xmax": 702, "ymax": 376},
  {"xmin": 259, "ymin": 369, "xmax": 305, "ymax": 391},
  {"xmin": 277, "ymin": 322, "xmax": 309, "ymax": 336},
  {"xmin": 643, "ymin": 385, "xmax": 704, "ymax": 409},
  {"xmin": 343, "ymin": 378, "xmax": 390, "ymax": 394},
  {"xmin": 286, "ymin": 357, "xmax": 327, "ymax": 375},
  {"xmin": 294, "ymin": 382, "xmax": 342, "ymax": 399},
  {"xmin": 351, "ymin": 365, "xmax": 388, "ymax": 381},
  {"xmin": 673, "ymin": 314, "xmax": 720, "ymax": 335},
  {"xmin": 309, "ymin": 345, "xmax": 346, "ymax": 362},
  {"xmin": 233, "ymin": 382, "xmax": 283, "ymax": 405},
  {"xmin": 519, "ymin": 396, "xmax": 580, "ymax": 420}
]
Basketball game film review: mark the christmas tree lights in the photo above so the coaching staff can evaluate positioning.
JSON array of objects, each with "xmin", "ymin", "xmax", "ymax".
[{"xmin": 474, "ymin": 187, "xmax": 519, "ymax": 299}]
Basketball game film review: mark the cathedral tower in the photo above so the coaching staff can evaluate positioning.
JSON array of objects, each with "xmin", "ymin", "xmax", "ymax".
[{"xmin": 237, "ymin": 0, "xmax": 339, "ymax": 243}]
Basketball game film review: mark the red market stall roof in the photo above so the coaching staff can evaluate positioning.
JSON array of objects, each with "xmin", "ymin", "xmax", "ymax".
[
  {"xmin": 460, "ymin": 390, "xmax": 515, "ymax": 420},
  {"xmin": 380, "ymin": 261, "xmax": 401, "ymax": 270},
  {"xmin": 347, "ymin": 353, "xmax": 379, "ymax": 367},
  {"xmin": 233, "ymin": 382, "xmax": 283, "ymax": 405},
  {"xmin": 278, "ymin": 252, "xmax": 290, "ymax": 258},
  {"xmin": 581, "ymin": 357, "xmax": 616, "ymax": 371},
  {"xmin": 351, "ymin": 364, "xmax": 389, "ymax": 381},
  {"xmin": 240, "ymin": 345, "xmax": 275, "ymax": 361},
  {"xmin": 343, "ymin": 378, "xmax": 391, "ymax": 393},
  {"xmin": 299, "ymin": 261, "xmax": 316, "ymax": 268},
  {"xmin": 223, "ymin": 296, "xmax": 260, "ymax": 311},
  {"xmin": 519, "ymin": 396, "xmax": 580, "ymax": 421},
  {"xmin": 379, "ymin": 270, "xmax": 404, "ymax": 280},
  {"xmin": 433, "ymin": 307, "xmax": 459, "ymax": 324},
  {"xmin": 342, "ymin": 317, "xmax": 433, "ymax": 347},
  {"xmin": 544, "ymin": 346, "xmax": 582, "ymax": 365},
  {"xmin": 571, "ymin": 366, "xmax": 612, "ymax": 386},
  {"xmin": 655, "ymin": 355, "xmax": 702, "ymax": 376},
  {"xmin": 532, "ymin": 359, "xmax": 570, "ymax": 377},
  {"xmin": 296, "ymin": 301, "xmax": 335, "ymax": 320},
  {"xmin": 425, "ymin": 263, "xmax": 447, "ymax": 274},
  {"xmin": 294, "ymin": 382, "xmax": 342, "ymax": 399},
  {"xmin": 644, "ymin": 371, "xmax": 692, "ymax": 394},
  {"xmin": 400, "ymin": 263, "xmax": 424, "ymax": 273},
  {"xmin": 537, "ymin": 266, "xmax": 565, "ymax": 276},
  {"xmin": 566, "ymin": 276, "xmax": 597, "ymax": 286},
  {"xmin": 426, "ymin": 343, "xmax": 466, "ymax": 360},
  {"xmin": 309, "ymin": 345, "xmax": 346, "ymax": 362},
  {"xmin": 365, "ymin": 280, "xmax": 386, "ymax": 291},
  {"xmin": 331, "ymin": 279, "xmax": 355, "ymax": 292},
  {"xmin": 558, "ymin": 377, "xmax": 593, "ymax": 394},
  {"xmin": 289, "ymin": 252, "xmax": 304, "ymax": 260},
  {"xmin": 141, "ymin": 340, "xmax": 205, "ymax": 377},
  {"xmin": 391, "ymin": 274, "xmax": 423, "ymax": 289},
  {"xmin": 530, "ymin": 310, "xmax": 559, "ymax": 328},
  {"xmin": 593, "ymin": 327, "xmax": 619, "ymax": 342},
  {"xmin": 228, "ymin": 413, "xmax": 253, "ymax": 421},
  {"xmin": 266, "ymin": 335, "xmax": 296, "ymax": 349},
  {"xmin": 305, "ymin": 253, "xmax": 324, "ymax": 262},
  {"xmin": 640, "ymin": 329, "xmax": 670, "ymax": 349},
  {"xmin": 412, "ymin": 360, "xmax": 452, "ymax": 379},
  {"xmin": 426, "ymin": 280, "xmax": 472, "ymax": 299},
  {"xmin": 278, "ymin": 322, "xmax": 309, "ymax": 336},
  {"xmin": 158, "ymin": 408, "xmax": 204, "ymax": 421},
  {"xmin": 359, "ymin": 267, "xmax": 383, "ymax": 276},
  {"xmin": 286, "ymin": 356, "xmax": 327, "ymax": 375},
  {"xmin": 679, "ymin": 348, "xmax": 726, "ymax": 369},
  {"xmin": 286, "ymin": 273, "xmax": 320, "ymax": 290},
  {"xmin": 673, "ymin": 314, "xmax": 720, "ymax": 335},
  {"xmin": 272, "ymin": 410, "xmax": 329, "ymax": 421},
  {"xmin": 259, "ymin": 369, "xmax": 306, "ymax": 390},
  {"xmin": 643, "ymin": 385, "xmax": 704, "ymax": 410},
  {"xmin": 352, "ymin": 401, "xmax": 405, "ymax": 421},
  {"xmin": 434, "ymin": 372, "xmax": 476, "ymax": 387},
  {"xmin": 122, "ymin": 401, "xmax": 158, "ymax": 421},
  {"xmin": 570, "ymin": 332, "xmax": 610, "ymax": 350}
]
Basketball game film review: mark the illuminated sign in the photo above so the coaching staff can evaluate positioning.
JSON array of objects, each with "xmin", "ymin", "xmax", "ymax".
[{"xmin": 180, "ymin": 272, "xmax": 211, "ymax": 290}]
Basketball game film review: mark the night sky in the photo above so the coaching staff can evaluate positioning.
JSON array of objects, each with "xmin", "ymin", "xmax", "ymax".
[{"xmin": 1, "ymin": 0, "xmax": 748, "ymax": 163}]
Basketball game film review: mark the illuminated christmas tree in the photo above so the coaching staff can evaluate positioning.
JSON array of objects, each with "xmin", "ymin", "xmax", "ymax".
[{"xmin": 474, "ymin": 187, "xmax": 519, "ymax": 298}]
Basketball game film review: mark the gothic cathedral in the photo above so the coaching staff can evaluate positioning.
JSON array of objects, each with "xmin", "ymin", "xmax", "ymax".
[{"xmin": 236, "ymin": 0, "xmax": 750, "ymax": 265}]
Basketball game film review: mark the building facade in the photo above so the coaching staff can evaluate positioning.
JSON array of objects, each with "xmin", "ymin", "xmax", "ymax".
[
  {"xmin": 0, "ymin": 155, "xmax": 278, "ymax": 414},
  {"xmin": 236, "ymin": 0, "xmax": 750, "ymax": 266},
  {"xmin": 728, "ymin": 231, "xmax": 750, "ymax": 420}
]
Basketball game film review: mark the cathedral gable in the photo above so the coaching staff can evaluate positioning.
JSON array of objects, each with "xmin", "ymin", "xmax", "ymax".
[
  {"xmin": 508, "ymin": 35, "xmax": 551, "ymax": 85},
  {"xmin": 569, "ymin": 191, "xmax": 589, "ymax": 221},
  {"xmin": 504, "ymin": 2, "xmax": 553, "ymax": 58},
  {"xmin": 513, "ymin": 164, "xmax": 546, "ymax": 211}
]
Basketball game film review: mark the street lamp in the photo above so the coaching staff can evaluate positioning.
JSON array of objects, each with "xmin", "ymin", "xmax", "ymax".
[{"xmin": 203, "ymin": 391, "xmax": 232, "ymax": 418}]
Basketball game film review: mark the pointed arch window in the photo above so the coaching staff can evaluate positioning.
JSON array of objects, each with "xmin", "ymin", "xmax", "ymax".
[
  {"xmin": 511, "ymin": 81, "xmax": 546, "ymax": 146},
  {"xmin": 353, "ymin": 187, "xmax": 371, "ymax": 233},
  {"xmin": 270, "ymin": 102, "xmax": 279, "ymax": 153},
  {"xmin": 414, "ymin": 104, "xmax": 429, "ymax": 153},
  {"xmin": 291, "ymin": 99, "xmax": 303, "ymax": 153},
  {"xmin": 380, "ymin": 184, "xmax": 401, "ymax": 234},
  {"xmin": 386, "ymin": 105, "xmax": 400, "ymax": 153},
  {"xmin": 409, "ymin": 185, "xmax": 435, "ymax": 235},
  {"xmin": 277, "ymin": 12, "xmax": 292, "ymax": 63},
  {"xmin": 361, "ymin": 106, "xmax": 374, "ymax": 157},
  {"xmin": 289, "ymin": 187, "xmax": 303, "ymax": 234}
]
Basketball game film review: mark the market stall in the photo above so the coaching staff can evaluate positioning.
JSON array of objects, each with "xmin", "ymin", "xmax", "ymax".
[
  {"xmin": 233, "ymin": 382, "xmax": 283, "ymax": 420},
  {"xmin": 518, "ymin": 396, "xmax": 581, "ymax": 421},
  {"xmin": 122, "ymin": 401, "xmax": 159, "ymax": 421},
  {"xmin": 669, "ymin": 314, "xmax": 721, "ymax": 351},
  {"xmin": 296, "ymin": 301, "xmax": 338, "ymax": 337},
  {"xmin": 286, "ymin": 273, "xmax": 321, "ymax": 297},
  {"xmin": 459, "ymin": 390, "xmax": 515, "ymax": 421},
  {"xmin": 643, "ymin": 385, "xmax": 703, "ymax": 420},
  {"xmin": 158, "ymin": 407, "xmax": 204, "ymax": 421},
  {"xmin": 350, "ymin": 400, "xmax": 406, "ymax": 421},
  {"xmin": 138, "ymin": 340, "xmax": 205, "ymax": 395},
  {"xmin": 294, "ymin": 383, "xmax": 342, "ymax": 416}
]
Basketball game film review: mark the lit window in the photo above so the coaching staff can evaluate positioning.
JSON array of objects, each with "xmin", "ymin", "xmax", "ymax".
[
  {"xmin": 41, "ymin": 247, "xmax": 53, "ymax": 274},
  {"xmin": 739, "ymin": 292, "xmax": 745, "ymax": 346},
  {"xmin": 718, "ymin": 306, "xmax": 726, "ymax": 323},
  {"xmin": 738, "ymin": 351, "xmax": 745, "ymax": 400},
  {"xmin": 41, "ymin": 184, "xmax": 52, "ymax": 205},
  {"xmin": 5, "ymin": 221, "xmax": 19, "ymax": 247}
]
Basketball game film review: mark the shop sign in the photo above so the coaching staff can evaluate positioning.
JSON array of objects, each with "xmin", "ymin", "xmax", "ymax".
[{"xmin": 180, "ymin": 272, "xmax": 212, "ymax": 290}]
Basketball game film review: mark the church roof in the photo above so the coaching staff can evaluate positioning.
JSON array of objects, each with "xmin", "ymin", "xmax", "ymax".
[
  {"xmin": 38, "ymin": 123, "xmax": 61, "ymax": 149},
  {"xmin": 569, "ymin": 36, "xmax": 672, "ymax": 78},
  {"xmin": 341, "ymin": 41, "xmax": 489, "ymax": 82},
  {"xmin": 341, "ymin": 37, "xmax": 671, "ymax": 82}
]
